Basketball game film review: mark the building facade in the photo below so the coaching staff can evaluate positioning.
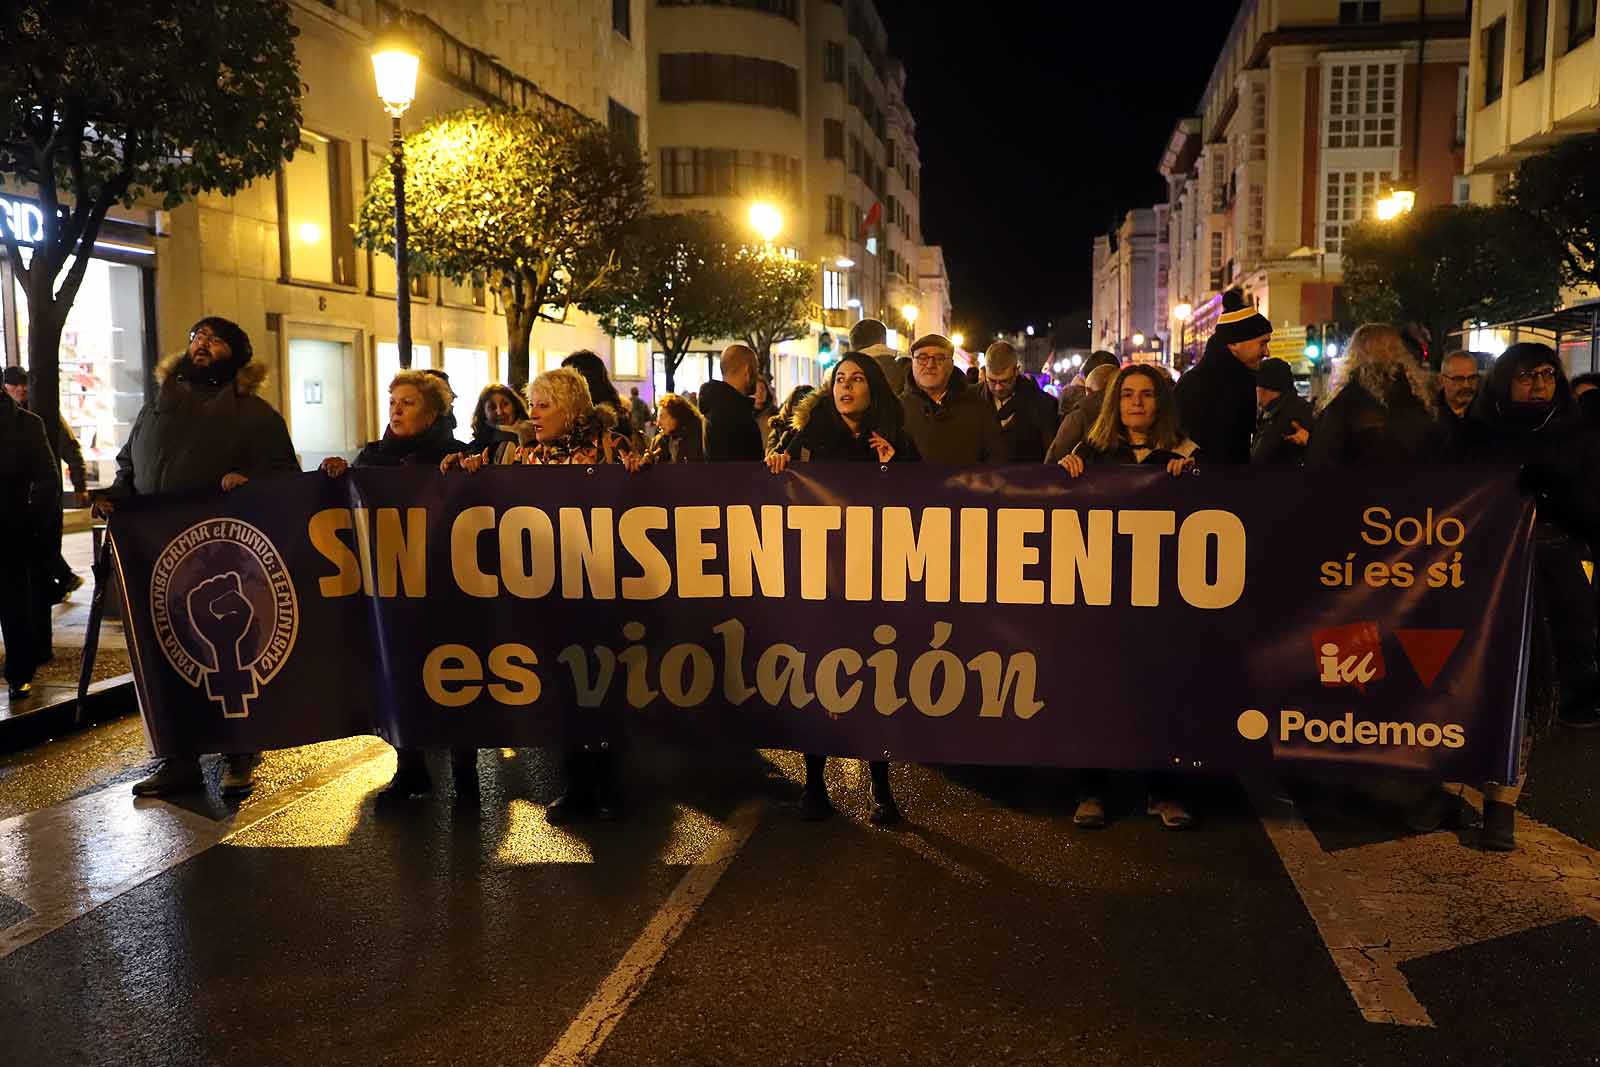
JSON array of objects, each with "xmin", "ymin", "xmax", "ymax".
[
  {"xmin": 1090, "ymin": 207, "xmax": 1169, "ymax": 361},
  {"xmin": 648, "ymin": 0, "xmax": 938, "ymax": 396},
  {"xmin": 3, "ymin": 0, "xmax": 651, "ymax": 478},
  {"xmin": 1155, "ymin": 0, "xmax": 1471, "ymax": 370}
]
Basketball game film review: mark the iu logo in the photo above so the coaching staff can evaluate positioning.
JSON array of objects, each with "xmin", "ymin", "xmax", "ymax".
[
  {"xmin": 150, "ymin": 519, "xmax": 299, "ymax": 718},
  {"xmin": 1314, "ymin": 622, "xmax": 1386, "ymax": 692}
]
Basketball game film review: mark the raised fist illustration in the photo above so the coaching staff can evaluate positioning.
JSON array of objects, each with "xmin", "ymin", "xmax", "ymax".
[{"xmin": 189, "ymin": 571, "xmax": 259, "ymax": 718}]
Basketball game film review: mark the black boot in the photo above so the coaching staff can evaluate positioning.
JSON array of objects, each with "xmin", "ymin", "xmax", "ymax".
[
  {"xmin": 868, "ymin": 760, "xmax": 901, "ymax": 826},
  {"xmin": 1482, "ymin": 799, "xmax": 1517, "ymax": 851},
  {"xmin": 379, "ymin": 747, "xmax": 432, "ymax": 800},
  {"xmin": 547, "ymin": 749, "xmax": 596, "ymax": 825},
  {"xmin": 451, "ymin": 749, "xmax": 480, "ymax": 799},
  {"xmin": 798, "ymin": 754, "xmax": 834, "ymax": 820}
]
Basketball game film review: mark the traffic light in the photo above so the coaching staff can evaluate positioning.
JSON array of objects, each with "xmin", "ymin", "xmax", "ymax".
[{"xmin": 1304, "ymin": 343, "xmax": 1321, "ymax": 363}]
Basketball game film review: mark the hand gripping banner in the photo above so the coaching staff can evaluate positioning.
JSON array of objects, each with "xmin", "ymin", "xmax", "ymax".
[{"xmin": 109, "ymin": 463, "xmax": 1535, "ymax": 782}]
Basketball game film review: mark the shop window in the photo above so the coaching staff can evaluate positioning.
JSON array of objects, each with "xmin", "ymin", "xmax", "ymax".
[
  {"xmin": 613, "ymin": 337, "xmax": 642, "ymax": 379},
  {"xmin": 1572, "ymin": 0, "xmax": 1597, "ymax": 51},
  {"xmin": 11, "ymin": 250, "xmax": 148, "ymax": 489},
  {"xmin": 443, "ymin": 346, "xmax": 490, "ymax": 432},
  {"xmin": 1525, "ymin": 0, "xmax": 1550, "ymax": 79},
  {"xmin": 1485, "ymin": 19, "xmax": 1507, "ymax": 104},
  {"xmin": 281, "ymin": 129, "xmax": 355, "ymax": 287}
]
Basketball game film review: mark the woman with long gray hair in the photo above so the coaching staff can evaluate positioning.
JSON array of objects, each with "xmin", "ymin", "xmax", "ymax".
[{"xmin": 1307, "ymin": 324, "xmax": 1441, "ymax": 465}]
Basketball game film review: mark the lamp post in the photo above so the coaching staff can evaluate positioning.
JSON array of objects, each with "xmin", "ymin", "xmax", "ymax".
[
  {"xmin": 900, "ymin": 302, "xmax": 920, "ymax": 338},
  {"xmin": 749, "ymin": 202, "xmax": 784, "ymax": 245},
  {"xmin": 373, "ymin": 38, "xmax": 420, "ymax": 368}
]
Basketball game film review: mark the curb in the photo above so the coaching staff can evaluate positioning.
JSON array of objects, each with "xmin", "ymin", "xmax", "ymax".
[{"xmin": 0, "ymin": 675, "xmax": 138, "ymax": 755}]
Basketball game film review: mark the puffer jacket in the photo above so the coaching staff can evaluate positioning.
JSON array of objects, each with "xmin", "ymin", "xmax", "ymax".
[{"xmin": 109, "ymin": 352, "xmax": 299, "ymax": 498}]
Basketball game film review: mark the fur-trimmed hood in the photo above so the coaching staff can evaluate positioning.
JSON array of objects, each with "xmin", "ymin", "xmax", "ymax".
[
  {"xmin": 790, "ymin": 387, "xmax": 828, "ymax": 432},
  {"xmin": 154, "ymin": 350, "xmax": 269, "ymax": 396}
]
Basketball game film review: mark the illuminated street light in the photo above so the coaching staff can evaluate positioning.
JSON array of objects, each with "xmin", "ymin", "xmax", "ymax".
[
  {"xmin": 372, "ymin": 34, "xmax": 421, "ymax": 367},
  {"xmin": 1070, "ymin": 354, "xmax": 1083, "ymax": 367},
  {"xmin": 900, "ymin": 303, "xmax": 920, "ymax": 327},
  {"xmin": 1026, "ymin": 324, "xmax": 1035, "ymax": 337},
  {"xmin": 1173, "ymin": 302, "xmax": 1193, "ymax": 322},
  {"xmin": 834, "ymin": 256, "xmax": 855, "ymax": 269},
  {"xmin": 1131, "ymin": 332, "xmax": 1146, "ymax": 348},
  {"xmin": 749, "ymin": 202, "xmax": 784, "ymax": 243},
  {"xmin": 1374, "ymin": 186, "xmax": 1416, "ymax": 222},
  {"xmin": 951, "ymin": 332, "xmax": 966, "ymax": 349}
]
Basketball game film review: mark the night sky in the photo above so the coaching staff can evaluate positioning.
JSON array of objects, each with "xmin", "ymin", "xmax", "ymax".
[{"xmin": 872, "ymin": 1, "xmax": 1237, "ymax": 346}]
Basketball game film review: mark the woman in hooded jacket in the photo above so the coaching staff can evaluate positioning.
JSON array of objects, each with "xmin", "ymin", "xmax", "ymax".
[
  {"xmin": 1408, "ymin": 343, "xmax": 1600, "ymax": 850},
  {"xmin": 765, "ymin": 384, "xmax": 815, "ymax": 456},
  {"xmin": 767, "ymin": 352, "xmax": 919, "ymax": 824}
]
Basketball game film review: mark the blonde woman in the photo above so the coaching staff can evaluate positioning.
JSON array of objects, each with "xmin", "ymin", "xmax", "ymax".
[{"xmin": 1307, "ymin": 323, "xmax": 1441, "ymax": 465}]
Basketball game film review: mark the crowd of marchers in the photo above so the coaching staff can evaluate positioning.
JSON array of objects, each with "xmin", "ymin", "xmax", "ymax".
[{"xmin": 2, "ymin": 291, "xmax": 1596, "ymax": 853}]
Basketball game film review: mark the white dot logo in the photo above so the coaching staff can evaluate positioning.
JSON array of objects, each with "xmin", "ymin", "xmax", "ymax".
[{"xmin": 1237, "ymin": 709, "xmax": 1270, "ymax": 741}]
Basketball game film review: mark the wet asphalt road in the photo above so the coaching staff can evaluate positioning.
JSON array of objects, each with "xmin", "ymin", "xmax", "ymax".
[{"xmin": 1, "ymin": 712, "xmax": 1598, "ymax": 1066}]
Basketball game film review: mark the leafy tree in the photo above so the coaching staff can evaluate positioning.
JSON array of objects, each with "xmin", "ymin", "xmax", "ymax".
[
  {"xmin": 0, "ymin": 0, "xmax": 302, "ymax": 456},
  {"xmin": 355, "ymin": 107, "xmax": 646, "ymax": 387},
  {"xmin": 1342, "ymin": 204, "xmax": 1563, "ymax": 358},
  {"xmin": 579, "ymin": 212, "xmax": 746, "ymax": 392},
  {"xmin": 732, "ymin": 248, "xmax": 817, "ymax": 381},
  {"xmin": 1503, "ymin": 132, "xmax": 1600, "ymax": 291}
]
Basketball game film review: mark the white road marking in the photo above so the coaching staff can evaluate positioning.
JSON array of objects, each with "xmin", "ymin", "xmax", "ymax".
[
  {"xmin": 539, "ymin": 798, "xmax": 768, "ymax": 1067},
  {"xmin": 0, "ymin": 739, "xmax": 390, "ymax": 960},
  {"xmin": 1254, "ymin": 784, "xmax": 1600, "ymax": 1027}
]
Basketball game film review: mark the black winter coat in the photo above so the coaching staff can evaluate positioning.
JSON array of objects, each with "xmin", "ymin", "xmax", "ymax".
[
  {"xmin": 699, "ymin": 379, "xmax": 765, "ymax": 462},
  {"xmin": 1465, "ymin": 404, "xmax": 1600, "ymax": 544},
  {"xmin": 0, "ymin": 392, "xmax": 56, "ymax": 545},
  {"xmin": 110, "ymin": 354, "xmax": 299, "ymax": 498},
  {"xmin": 1251, "ymin": 392, "xmax": 1316, "ymax": 464},
  {"xmin": 899, "ymin": 371, "xmax": 1007, "ymax": 464},
  {"xmin": 354, "ymin": 418, "xmax": 468, "ymax": 468},
  {"xmin": 783, "ymin": 392, "xmax": 921, "ymax": 464},
  {"xmin": 993, "ymin": 374, "xmax": 1060, "ymax": 464},
  {"xmin": 1175, "ymin": 341, "xmax": 1257, "ymax": 465},
  {"xmin": 1307, "ymin": 377, "xmax": 1441, "ymax": 466}
]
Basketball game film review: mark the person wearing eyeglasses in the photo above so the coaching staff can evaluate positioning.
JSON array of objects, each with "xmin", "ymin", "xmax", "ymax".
[
  {"xmin": 899, "ymin": 333, "xmax": 1008, "ymax": 464},
  {"xmin": 98, "ymin": 316, "xmax": 300, "ymax": 800},
  {"xmin": 1307, "ymin": 324, "xmax": 1442, "ymax": 467},
  {"xmin": 1436, "ymin": 351, "xmax": 1482, "ymax": 455}
]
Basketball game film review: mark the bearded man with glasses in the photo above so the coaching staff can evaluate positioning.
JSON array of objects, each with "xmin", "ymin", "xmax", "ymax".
[{"xmin": 898, "ymin": 333, "xmax": 1008, "ymax": 464}]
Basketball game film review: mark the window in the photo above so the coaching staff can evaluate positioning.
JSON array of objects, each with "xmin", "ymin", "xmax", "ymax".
[
  {"xmin": 850, "ymin": 204, "xmax": 864, "ymax": 241},
  {"xmin": 658, "ymin": 53, "xmax": 800, "ymax": 113},
  {"xmin": 442, "ymin": 346, "xmax": 490, "ymax": 433},
  {"xmin": 1210, "ymin": 152, "xmax": 1228, "ymax": 212},
  {"xmin": 823, "ymin": 41, "xmax": 845, "ymax": 83},
  {"xmin": 613, "ymin": 0, "xmax": 630, "ymax": 39},
  {"xmin": 848, "ymin": 134, "xmax": 864, "ymax": 177},
  {"xmin": 1322, "ymin": 169, "xmax": 1391, "ymax": 253},
  {"xmin": 1453, "ymin": 175, "xmax": 1472, "ymax": 204},
  {"xmin": 823, "ymin": 269, "xmax": 847, "ymax": 310},
  {"xmin": 281, "ymin": 129, "xmax": 354, "ymax": 286},
  {"xmin": 608, "ymin": 99, "xmax": 640, "ymax": 150},
  {"xmin": 1339, "ymin": 1, "xmax": 1381, "ymax": 24},
  {"xmin": 657, "ymin": 0, "xmax": 798, "ymax": 20},
  {"xmin": 1325, "ymin": 61, "xmax": 1399, "ymax": 148},
  {"xmin": 375, "ymin": 342, "xmax": 433, "ymax": 427},
  {"xmin": 1525, "ymin": 0, "xmax": 1550, "ymax": 79},
  {"xmin": 1485, "ymin": 19, "xmax": 1507, "ymax": 104},
  {"xmin": 440, "ymin": 273, "xmax": 487, "ymax": 309},
  {"xmin": 657, "ymin": 148, "xmax": 803, "ymax": 200},
  {"xmin": 1455, "ymin": 67, "xmax": 1470, "ymax": 143},
  {"xmin": 825, "ymin": 195, "xmax": 844, "ymax": 236},
  {"xmin": 1247, "ymin": 185, "xmax": 1264, "ymax": 264},
  {"xmin": 1572, "ymin": 0, "xmax": 1598, "ymax": 50},
  {"xmin": 1209, "ymin": 231, "xmax": 1224, "ymax": 271},
  {"xmin": 823, "ymin": 119, "xmax": 844, "ymax": 160}
]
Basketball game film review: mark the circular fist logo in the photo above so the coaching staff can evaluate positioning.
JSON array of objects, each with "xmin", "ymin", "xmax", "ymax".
[{"xmin": 150, "ymin": 519, "xmax": 298, "ymax": 718}]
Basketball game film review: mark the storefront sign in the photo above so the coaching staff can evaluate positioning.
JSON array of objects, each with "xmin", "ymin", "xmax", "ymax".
[
  {"xmin": 108, "ymin": 464, "xmax": 1534, "ymax": 783},
  {"xmin": 0, "ymin": 194, "xmax": 46, "ymax": 245}
]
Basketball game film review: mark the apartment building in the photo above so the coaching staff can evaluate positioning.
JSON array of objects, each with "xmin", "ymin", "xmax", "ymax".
[
  {"xmin": 648, "ymin": 0, "xmax": 936, "ymax": 395},
  {"xmin": 1090, "ymin": 207, "xmax": 1169, "ymax": 361},
  {"xmin": 1155, "ymin": 0, "xmax": 1471, "ymax": 367},
  {"xmin": 1, "ymin": 0, "xmax": 650, "ymax": 478}
]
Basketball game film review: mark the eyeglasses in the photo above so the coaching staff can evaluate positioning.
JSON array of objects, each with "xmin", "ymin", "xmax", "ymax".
[
  {"xmin": 1513, "ymin": 367, "xmax": 1557, "ymax": 385},
  {"xmin": 1442, "ymin": 373, "xmax": 1480, "ymax": 385},
  {"xmin": 189, "ymin": 328, "xmax": 226, "ymax": 347},
  {"xmin": 912, "ymin": 353, "xmax": 951, "ymax": 366}
]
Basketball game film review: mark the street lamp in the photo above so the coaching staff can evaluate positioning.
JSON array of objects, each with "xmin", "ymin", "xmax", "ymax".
[
  {"xmin": 749, "ymin": 202, "xmax": 784, "ymax": 243},
  {"xmin": 900, "ymin": 303, "xmax": 920, "ymax": 332},
  {"xmin": 1131, "ymin": 332, "xmax": 1146, "ymax": 349},
  {"xmin": 1173, "ymin": 302, "xmax": 1193, "ymax": 366},
  {"xmin": 1374, "ymin": 186, "xmax": 1416, "ymax": 222},
  {"xmin": 951, "ymin": 332, "xmax": 965, "ymax": 349},
  {"xmin": 372, "ymin": 36, "xmax": 420, "ymax": 368},
  {"xmin": 834, "ymin": 256, "xmax": 855, "ymax": 269}
]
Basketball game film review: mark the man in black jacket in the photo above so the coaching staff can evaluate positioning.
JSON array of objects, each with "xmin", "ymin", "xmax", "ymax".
[
  {"xmin": 700, "ymin": 344, "xmax": 765, "ymax": 461},
  {"xmin": 1251, "ymin": 358, "xmax": 1314, "ymax": 463},
  {"xmin": 900, "ymin": 334, "xmax": 1008, "ymax": 464},
  {"xmin": 1175, "ymin": 292, "xmax": 1272, "ymax": 465},
  {"xmin": 0, "ymin": 386, "xmax": 57, "ymax": 701},
  {"xmin": 984, "ymin": 341, "xmax": 1058, "ymax": 463},
  {"xmin": 4, "ymin": 366, "xmax": 88, "ymax": 601}
]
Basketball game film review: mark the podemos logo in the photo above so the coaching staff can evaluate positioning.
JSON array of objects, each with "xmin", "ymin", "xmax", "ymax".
[
  {"xmin": 150, "ymin": 519, "xmax": 298, "ymax": 718},
  {"xmin": 1234, "ymin": 708, "xmax": 1465, "ymax": 749}
]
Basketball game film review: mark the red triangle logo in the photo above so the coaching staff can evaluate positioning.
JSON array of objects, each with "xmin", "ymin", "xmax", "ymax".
[{"xmin": 1394, "ymin": 629, "xmax": 1464, "ymax": 689}]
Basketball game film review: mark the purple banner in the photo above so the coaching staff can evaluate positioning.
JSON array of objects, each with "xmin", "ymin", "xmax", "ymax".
[{"xmin": 110, "ymin": 463, "xmax": 1535, "ymax": 781}]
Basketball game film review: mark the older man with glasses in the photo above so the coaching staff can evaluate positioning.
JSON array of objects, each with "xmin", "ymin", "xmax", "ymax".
[
  {"xmin": 1436, "ymin": 351, "xmax": 1482, "ymax": 454},
  {"xmin": 899, "ymin": 333, "xmax": 1008, "ymax": 464}
]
